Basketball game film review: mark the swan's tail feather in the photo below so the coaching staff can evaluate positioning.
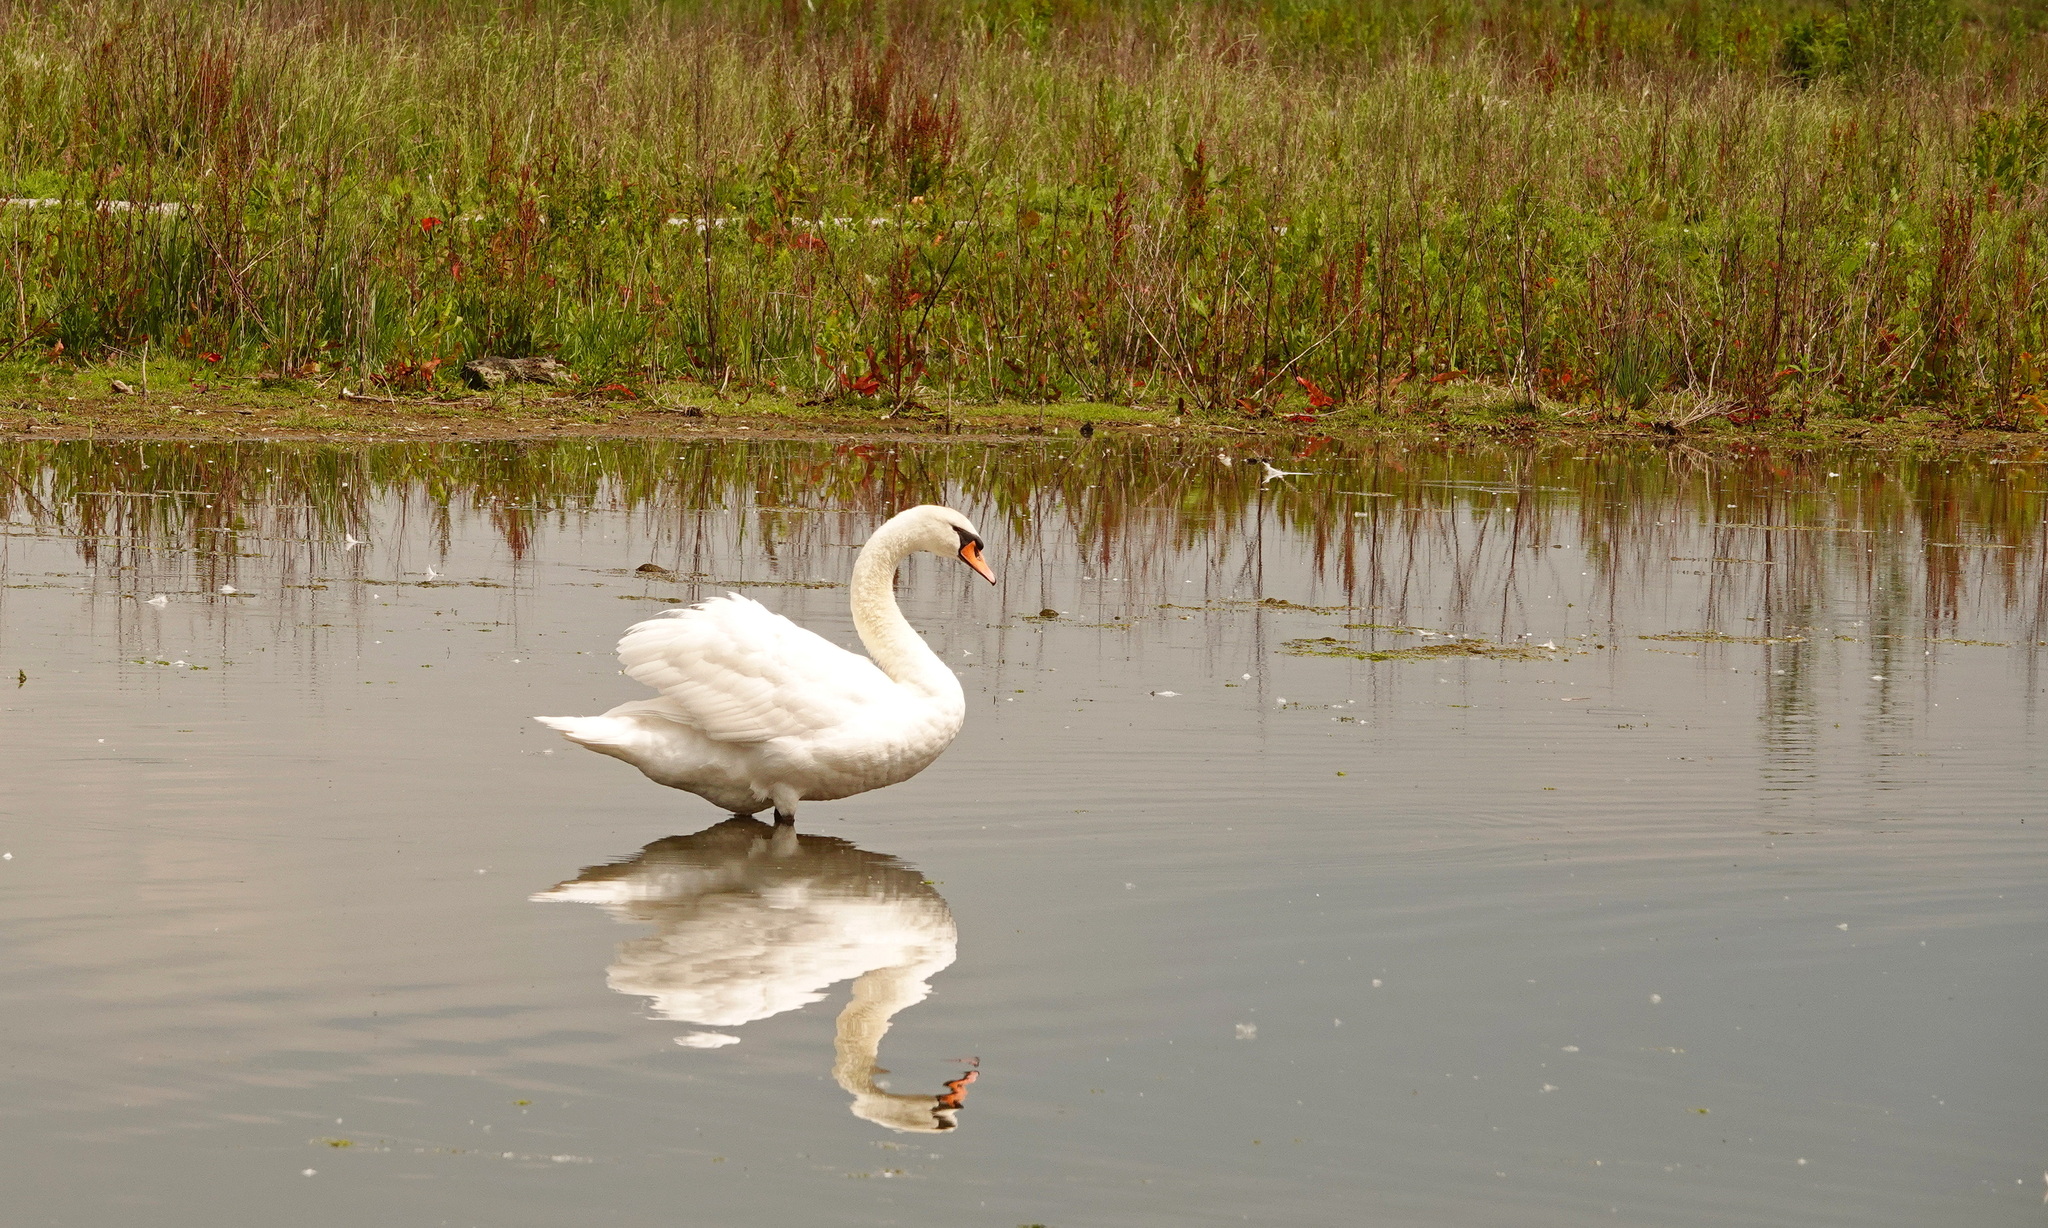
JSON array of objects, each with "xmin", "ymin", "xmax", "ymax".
[{"xmin": 534, "ymin": 714, "xmax": 635, "ymax": 748}]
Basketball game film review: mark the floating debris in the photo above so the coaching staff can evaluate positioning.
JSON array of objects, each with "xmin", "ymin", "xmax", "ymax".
[{"xmin": 1252, "ymin": 460, "xmax": 1312, "ymax": 483}]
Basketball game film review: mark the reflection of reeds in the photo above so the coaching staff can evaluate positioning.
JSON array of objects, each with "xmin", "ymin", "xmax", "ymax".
[
  {"xmin": 2, "ymin": 1, "xmax": 2045, "ymax": 422},
  {"xmin": 2, "ymin": 438, "xmax": 2045, "ymax": 646}
]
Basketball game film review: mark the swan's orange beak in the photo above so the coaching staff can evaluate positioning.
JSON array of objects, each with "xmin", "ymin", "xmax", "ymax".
[
  {"xmin": 959, "ymin": 539, "xmax": 996, "ymax": 584},
  {"xmin": 938, "ymin": 1069, "xmax": 978, "ymax": 1109}
]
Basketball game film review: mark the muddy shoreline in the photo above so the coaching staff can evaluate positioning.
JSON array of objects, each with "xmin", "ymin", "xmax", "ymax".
[{"xmin": 6, "ymin": 389, "xmax": 2045, "ymax": 452}]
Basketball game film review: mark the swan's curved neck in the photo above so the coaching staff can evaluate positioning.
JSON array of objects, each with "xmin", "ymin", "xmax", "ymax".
[
  {"xmin": 850, "ymin": 521, "xmax": 958, "ymax": 699},
  {"xmin": 831, "ymin": 964, "xmax": 931, "ymax": 1095}
]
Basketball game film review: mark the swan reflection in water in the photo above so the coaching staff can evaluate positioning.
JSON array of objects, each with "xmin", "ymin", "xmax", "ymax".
[{"xmin": 533, "ymin": 817, "xmax": 976, "ymax": 1132}]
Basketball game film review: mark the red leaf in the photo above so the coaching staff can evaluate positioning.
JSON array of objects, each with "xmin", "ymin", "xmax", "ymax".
[
  {"xmin": 419, "ymin": 216, "xmax": 442, "ymax": 233},
  {"xmin": 1295, "ymin": 375, "xmax": 1336, "ymax": 409},
  {"xmin": 1282, "ymin": 413, "xmax": 1319, "ymax": 424},
  {"xmin": 200, "ymin": 351, "xmax": 223, "ymax": 363}
]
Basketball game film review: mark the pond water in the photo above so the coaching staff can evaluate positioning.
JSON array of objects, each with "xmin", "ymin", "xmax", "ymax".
[{"xmin": 1, "ymin": 437, "xmax": 2043, "ymax": 1227}]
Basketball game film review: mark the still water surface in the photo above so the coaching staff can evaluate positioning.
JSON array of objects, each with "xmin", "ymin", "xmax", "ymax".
[{"xmin": 1, "ymin": 438, "xmax": 2043, "ymax": 1226}]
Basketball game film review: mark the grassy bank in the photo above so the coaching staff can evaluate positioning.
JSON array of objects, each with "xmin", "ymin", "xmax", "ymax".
[
  {"xmin": 3, "ymin": 374, "xmax": 2033, "ymax": 451},
  {"xmin": 2, "ymin": 0, "xmax": 2046, "ymax": 432}
]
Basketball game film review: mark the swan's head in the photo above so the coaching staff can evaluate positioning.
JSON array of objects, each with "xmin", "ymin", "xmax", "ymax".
[
  {"xmin": 847, "ymin": 1068, "xmax": 975, "ymax": 1132},
  {"xmin": 848, "ymin": 1091, "xmax": 962, "ymax": 1133},
  {"xmin": 889, "ymin": 505, "xmax": 995, "ymax": 584}
]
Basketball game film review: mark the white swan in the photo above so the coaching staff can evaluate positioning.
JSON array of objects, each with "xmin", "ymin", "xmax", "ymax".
[
  {"xmin": 533, "ymin": 819, "xmax": 975, "ymax": 1132},
  {"xmin": 535, "ymin": 505, "xmax": 995, "ymax": 823}
]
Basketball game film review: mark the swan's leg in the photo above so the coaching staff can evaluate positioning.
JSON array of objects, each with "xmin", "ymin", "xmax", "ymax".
[
  {"xmin": 772, "ymin": 808, "xmax": 796, "ymax": 827},
  {"xmin": 769, "ymin": 784, "xmax": 800, "ymax": 827}
]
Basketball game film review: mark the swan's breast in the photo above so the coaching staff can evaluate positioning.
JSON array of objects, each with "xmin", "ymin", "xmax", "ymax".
[{"xmin": 766, "ymin": 700, "xmax": 965, "ymax": 801}]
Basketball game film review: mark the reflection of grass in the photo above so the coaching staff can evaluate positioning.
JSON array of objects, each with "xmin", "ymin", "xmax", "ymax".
[
  {"xmin": 4, "ymin": 434, "xmax": 2048, "ymax": 651},
  {"xmin": 1284, "ymin": 636, "xmax": 1558, "ymax": 662}
]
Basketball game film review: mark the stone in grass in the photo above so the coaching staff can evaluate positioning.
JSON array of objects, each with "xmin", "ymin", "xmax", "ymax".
[{"xmin": 460, "ymin": 356, "xmax": 576, "ymax": 391}]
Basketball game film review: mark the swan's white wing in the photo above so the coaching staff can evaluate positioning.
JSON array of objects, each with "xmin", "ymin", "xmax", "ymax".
[{"xmin": 616, "ymin": 594, "xmax": 895, "ymax": 743}]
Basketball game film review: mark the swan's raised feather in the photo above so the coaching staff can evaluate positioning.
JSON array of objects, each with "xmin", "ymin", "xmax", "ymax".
[{"xmin": 617, "ymin": 595, "xmax": 894, "ymax": 742}]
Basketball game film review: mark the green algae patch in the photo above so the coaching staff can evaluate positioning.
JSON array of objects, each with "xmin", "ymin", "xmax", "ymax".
[
  {"xmin": 1246, "ymin": 597, "xmax": 1350, "ymax": 613},
  {"xmin": 1639, "ymin": 631, "xmax": 1808, "ymax": 645},
  {"xmin": 1282, "ymin": 636, "xmax": 1558, "ymax": 662}
]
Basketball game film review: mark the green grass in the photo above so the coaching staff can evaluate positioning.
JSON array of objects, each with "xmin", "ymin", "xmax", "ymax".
[{"xmin": 0, "ymin": 0, "xmax": 2045, "ymax": 429}]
